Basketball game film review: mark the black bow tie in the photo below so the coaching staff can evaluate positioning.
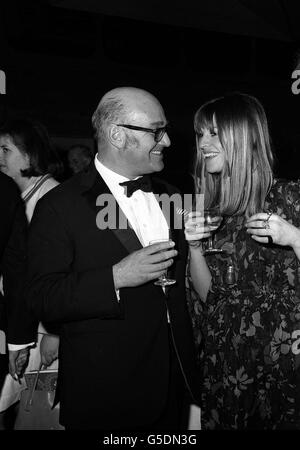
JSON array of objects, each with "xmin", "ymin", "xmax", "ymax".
[{"xmin": 119, "ymin": 175, "xmax": 153, "ymax": 197}]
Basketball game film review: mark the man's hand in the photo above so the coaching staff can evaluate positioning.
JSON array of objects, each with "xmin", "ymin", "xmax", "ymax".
[
  {"xmin": 113, "ymin": 240, "xmax": 177, "ymax": 289},
  {"xmin": 9, "ymin": 347, "xmax": 29, "ymax": 380},
  {"xmin": 40, "ymin": 334, "xmax": 59, "ymax": 367}
]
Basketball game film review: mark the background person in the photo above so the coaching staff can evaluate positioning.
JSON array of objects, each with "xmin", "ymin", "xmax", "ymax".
[
  {"xmin": 67, "ymin": 144, "xmax": 94, "ymax": 175},
  {"xmin": 0, "ymin": 118, "xmax": 62, "ymax": 426},
  {"xmin": 0, "ymin": 172, "xmax": 37, "ymax": 429}
]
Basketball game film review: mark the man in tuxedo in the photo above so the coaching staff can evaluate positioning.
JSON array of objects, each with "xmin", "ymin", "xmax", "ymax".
[
  {"xmin": 0, "ymin": 172, "xmax": 36, "ymax": 389},
  {"xmin": 26, "ymin": 87, "xmax": 199, "ymax": 430}
]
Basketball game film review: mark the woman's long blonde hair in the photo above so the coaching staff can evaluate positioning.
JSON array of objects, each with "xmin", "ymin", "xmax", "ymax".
[{"xmin": 194, "ymin": 92, "xmax": 274, "ymax": 217}]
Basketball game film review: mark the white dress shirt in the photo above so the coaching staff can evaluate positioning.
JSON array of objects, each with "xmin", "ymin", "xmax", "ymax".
[
  {"xmin": 95, "ymin": 157, "xmax": 171, "ymax": 310},
  {"xmin": 95, "ymin": 156, "xmax": 169, "ymax": 246}
]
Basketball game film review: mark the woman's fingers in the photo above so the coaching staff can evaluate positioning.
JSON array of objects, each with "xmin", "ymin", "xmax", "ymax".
[{"xmin": 246, "ymin": 212, "xmax": 300, "ymax": 249}]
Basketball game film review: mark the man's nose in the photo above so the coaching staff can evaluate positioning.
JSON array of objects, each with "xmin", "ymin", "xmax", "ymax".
[{"xmin": 161, "ymin": 132, "xmax": 171, "ymax": 147}]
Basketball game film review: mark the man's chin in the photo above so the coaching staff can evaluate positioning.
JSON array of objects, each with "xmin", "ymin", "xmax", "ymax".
[{"xmin": 152, "ymin": 162, "xmax": 164, "ymax": 173}]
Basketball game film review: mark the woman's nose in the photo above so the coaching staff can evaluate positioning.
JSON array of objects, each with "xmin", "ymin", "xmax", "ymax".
[{"xmin": 200, "ymin": 137, "xmax": 209, "ymax": 149}]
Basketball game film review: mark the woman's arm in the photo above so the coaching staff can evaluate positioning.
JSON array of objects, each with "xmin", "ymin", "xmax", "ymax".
[
  {"xmin": 185, "ymin": 212, "xmax": 214, "ymax": 301},
  {"xmin": 188, "ymin": 245, "xmax": 212, "ymax": 302}
]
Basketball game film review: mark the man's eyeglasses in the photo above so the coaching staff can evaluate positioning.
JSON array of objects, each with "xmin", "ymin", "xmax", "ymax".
[{"xmin": 116, "ymin": 124, "xmax": 169, "ymax": 143}]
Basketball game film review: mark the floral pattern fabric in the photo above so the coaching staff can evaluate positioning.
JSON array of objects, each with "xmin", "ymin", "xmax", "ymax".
[{"xmin": 186, "ymin": 179, "xmax": 300, "ymax": 429}]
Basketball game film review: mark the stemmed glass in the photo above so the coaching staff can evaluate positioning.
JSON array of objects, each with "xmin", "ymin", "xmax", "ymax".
[
  {"xmin": 149, "ymin": 238, "xmax": 176, "ymax": 286},
  {"xmin": 203, "ymin": 206, "xmax": 223, "ymax": 255}
]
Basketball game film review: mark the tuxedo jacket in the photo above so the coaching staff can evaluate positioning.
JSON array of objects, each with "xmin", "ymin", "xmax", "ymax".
[
  {"xmin": 26, "ymin": 163, "xmax": 199, "ymax": 429},
  {"xmin": 0, "ymin": 172, "xmax": 36, "ymax": 344}
]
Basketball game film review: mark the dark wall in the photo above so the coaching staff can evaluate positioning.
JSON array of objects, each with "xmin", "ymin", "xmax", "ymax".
[{"xmin": 1, "ymin": 2, "xmax": 300, "ymax": 187}]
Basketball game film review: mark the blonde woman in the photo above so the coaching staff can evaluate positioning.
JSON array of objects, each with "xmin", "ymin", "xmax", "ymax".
[{"xmin": 185, "ymin": 93, "xmax": 300, "ymax": 429}]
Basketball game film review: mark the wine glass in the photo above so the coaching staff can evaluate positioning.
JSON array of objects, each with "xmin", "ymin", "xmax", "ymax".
[
  {"xmin": 203, "ymin": 206, "xmax": 223, "ymax": 255},
  {"xmin": 149, "ymin": 238, "xmax": 176, "ymax": 286}
]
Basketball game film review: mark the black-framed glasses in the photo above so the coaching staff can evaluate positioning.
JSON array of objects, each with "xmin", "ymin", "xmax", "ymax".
[{"xmin": 116, "ymin": 124, "xmax": 168, "ymax": 143}]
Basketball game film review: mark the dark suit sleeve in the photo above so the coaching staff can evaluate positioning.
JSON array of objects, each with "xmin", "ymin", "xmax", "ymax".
[
  {"xmin": 3, "ymin": 198, "xmax": 37, "ymax": 344},
  {"xmin": 26, "ymin": 198, "xmax": 121, "ymax": 324}
]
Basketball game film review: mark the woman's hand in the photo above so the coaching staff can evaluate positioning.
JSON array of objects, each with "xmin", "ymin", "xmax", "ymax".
[
  {"xmin": 246, "ymin": 212, "xmax": 300, "ymax": 251},
  {"xmin": 184, "ymin": 211, "xmax": 218, "ymax": 247}
]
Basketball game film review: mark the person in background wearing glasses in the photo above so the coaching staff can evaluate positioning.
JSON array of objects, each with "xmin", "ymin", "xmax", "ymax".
[
  {"xmin": 184, "ymin": 92, "xmax": 300, "ymax": 429},
  {"xmin": 25, "ymin": 87, "xmax": 199, "ymax": 430}
]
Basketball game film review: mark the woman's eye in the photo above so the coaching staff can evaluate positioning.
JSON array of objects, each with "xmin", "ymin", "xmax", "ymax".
[{"xmin": 1, "ymin": 146, "xmax": 9, "ymax": 153}]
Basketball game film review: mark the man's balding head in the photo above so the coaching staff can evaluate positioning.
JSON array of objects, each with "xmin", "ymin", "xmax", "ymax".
[
  {"xmin": 92, "ymin": 87, "xmax": 162, "ymax": 142},
  {"xmin": 92, "ymin": 87, "xmax": 170, "ymax": 178}
]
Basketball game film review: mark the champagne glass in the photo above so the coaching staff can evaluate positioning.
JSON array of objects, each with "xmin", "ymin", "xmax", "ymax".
[
  {"xmin": 149, "ymin": 238, "xmax": 176, "ymax": 286},
  {"xmin": 203, "ymin": 206, "xmax": 223, "ymax": 255}
]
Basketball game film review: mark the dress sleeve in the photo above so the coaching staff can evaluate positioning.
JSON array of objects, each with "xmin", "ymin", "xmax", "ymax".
[{"xmin": 185, "ymin": 252, "xmax": 204, "ymax": 355}]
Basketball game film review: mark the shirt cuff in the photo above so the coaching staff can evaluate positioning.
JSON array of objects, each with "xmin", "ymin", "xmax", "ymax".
[
  {"xmin": 116, "ymin": 289, "xmax": 120, "ymax": 302},
  {"xmin": 8, "ymin": 342, "xmax": 35, "ymax": 351}
]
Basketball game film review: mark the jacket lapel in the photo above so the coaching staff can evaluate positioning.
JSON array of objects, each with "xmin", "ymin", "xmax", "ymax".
[{"xmin": 80, "ymin": 164, "xmax": 142, "ymax": 254}]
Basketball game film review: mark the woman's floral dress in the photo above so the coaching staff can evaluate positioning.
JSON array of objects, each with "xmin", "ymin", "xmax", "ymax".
[{"xmin": 186, "ymin": 180, "xmax": 300, "ymax": 429}]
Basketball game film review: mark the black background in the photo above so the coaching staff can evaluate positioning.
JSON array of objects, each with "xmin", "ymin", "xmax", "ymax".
[{"xmin": 1, "ymin": 0, "xmax": 300, "ymax": 189}]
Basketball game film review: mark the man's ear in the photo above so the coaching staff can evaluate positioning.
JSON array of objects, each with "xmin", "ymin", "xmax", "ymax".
[{"xmin": 108, "ymin": 125, "xmax": 124, "ymax": 149}]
